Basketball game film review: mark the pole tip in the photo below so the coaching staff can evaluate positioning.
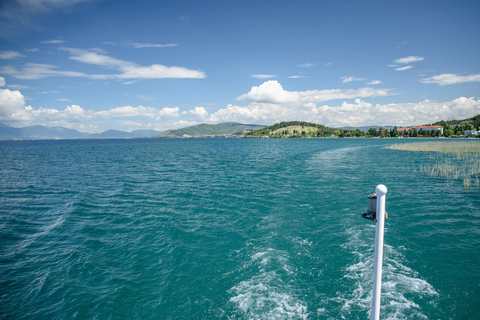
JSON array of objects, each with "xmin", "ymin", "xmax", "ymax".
[{"xmin": 375, "ymin": 184, "xmax": 388, "ymax": 195}]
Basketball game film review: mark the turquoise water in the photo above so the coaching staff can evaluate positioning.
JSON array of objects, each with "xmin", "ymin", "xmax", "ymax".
[{"xmin": 1, "ymin": 138, "xmax": 479, "ymax": 319}]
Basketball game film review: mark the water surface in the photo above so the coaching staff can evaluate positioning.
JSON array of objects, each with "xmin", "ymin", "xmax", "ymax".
[{"xmin": 1, "ymin": 138, "xmax": 479, "ymax": 319}]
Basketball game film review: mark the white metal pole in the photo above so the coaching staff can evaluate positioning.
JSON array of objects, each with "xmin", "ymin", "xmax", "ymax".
[{"xmin": 371, "ymin": 184, "xmax": 387, "ymax": 320}]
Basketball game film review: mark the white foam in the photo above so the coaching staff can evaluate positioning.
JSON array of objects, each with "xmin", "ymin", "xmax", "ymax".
[
  {"xmin": 229, "ymin": 275, "xmax": 308, "ymax": 320},
  {"xmin": 228, "ymin": 247, "xmax": 308, "ymax": 319},
  {"xmin": 337, "ymin": 226, "xmax": 438, "ymax": 319}
]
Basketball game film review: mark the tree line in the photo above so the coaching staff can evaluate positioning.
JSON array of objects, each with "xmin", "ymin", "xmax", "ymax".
[{"xmin": 245, "ymin": 120, "xmax": 480, "ymax": 138}]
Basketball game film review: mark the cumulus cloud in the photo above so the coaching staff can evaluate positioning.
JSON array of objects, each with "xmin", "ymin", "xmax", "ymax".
[
  {"xmin": 0, "ymin": 76, "xmax": 5, "ymax": 86},
  {"xmin": 0, "ymin": 88, "xmax": 27, "ymax": 117},
  {"xmin": 237, "ymin": 80, "xmax": 394, "ymax": 104},
  {"xmin": 0, "ymin": 85, "xmax": 182, "ymax": 129},
  {"xmin": 251, "ymin": 74, "xmax": 277, "ymax": 79},
  {"xmin": 95, "ymin": 106, "xmax": 180, "ymax": 119},
  {"xmin": 395, "ymin": 66, "xmax": 412, "ymax": 71},
  {"xmin": 0, "ymin": 51, "xmax": 25, "ymax": 59},
  {"xmin": 203, "ymin": 80, "xmax": 480, "ymax": 127},
  {"xmin": 189, "ymin": 106, "xmax": 208, "ymax": 118},
  {"xmin": 208, "ymin": 96, "xmax": 480, "ymax": 127},
  {"xmin": 368, "ymin": 80, "xmax": 381, "ymax": 85},
  {"xmin": 341, "ymin": 76, "xmax": 366, "ymax": 83},
  {"xmin": 394, "ymin": 56, "xmax": 424, "ymax": 64},
  {"xmin": 419, "ymin": 73, "xmax": 480, "ymax": 86}
]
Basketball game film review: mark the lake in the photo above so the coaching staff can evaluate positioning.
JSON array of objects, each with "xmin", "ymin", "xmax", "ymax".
[{"xmin": 1, "ymin": 138, "xmax": 479, "ymax": 319}]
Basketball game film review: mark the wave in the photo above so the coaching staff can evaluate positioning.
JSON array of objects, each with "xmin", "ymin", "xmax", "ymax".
[
  {"xmin": 333, "ymin": 226, "xmax": 438, "ymax": 319},
  {"xmin": 228, "ymin": 247, "xmax": 309, "ymax": 320}
]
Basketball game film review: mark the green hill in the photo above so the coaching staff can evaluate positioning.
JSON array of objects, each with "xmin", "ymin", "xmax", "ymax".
[
  {"xmin": 245, "ymin": 121, "xmax": 337, "ymax": 138},
  {"xmin": 157, "ymin": 122, "xmax": 266, "ymax": 138}
]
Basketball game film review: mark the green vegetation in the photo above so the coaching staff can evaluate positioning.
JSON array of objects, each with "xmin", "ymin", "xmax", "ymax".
[
  {"xmin": 245, "ymin": 121, "xmax": 369, "ymax": 138},
  {"xmin": 388, "ymin": 141, "xmax": 480, "ymax": 189},
  {"xmin": 246, "ymin": 114, "xmax": 480, "ymax": 139},
  {"xmin": 387, "ymin": 141, "xmax": 480, "ymax": 153},
  {"xmin": 157, "ymin": 122, "xmax": 265, "ymax": 138},
  {"xmin": 433, "ymin": 114, "xmax": 480, "ymax": 137}
]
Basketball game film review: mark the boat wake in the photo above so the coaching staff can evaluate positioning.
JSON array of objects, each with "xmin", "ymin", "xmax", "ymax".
[
  {"xmin": 330, "ymin": 226, "xmax": 439, "ymax": 319},
  {"xmin": 228, "ymin": 246, "xmax": 309, "ymax": 320}
]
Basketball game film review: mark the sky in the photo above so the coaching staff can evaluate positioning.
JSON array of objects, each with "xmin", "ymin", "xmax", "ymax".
[{"xmin": 0, "ymin": 0, "xmax": 480, "ymax": 133}]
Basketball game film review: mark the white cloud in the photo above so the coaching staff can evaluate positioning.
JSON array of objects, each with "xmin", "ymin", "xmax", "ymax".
[
  {"xmin": 7, "ymin": 84, "xmax": 32, "ymax": 89},
  {"xmin": 237, "ymin": 80, "xmax": 394, "ymax": 104},
  {"xmin": 41, "ymin": 39, "xmax": 65, "ymax": 44},
  {"xmin": 1, "ymin": 63, "xmax": 88, "ymax": 79},
  {"xmin": 0, "ymin": 76, "xmax": 5, "ymax": 86},
  {"xmin": 395, "ymin": 66, "xmax": 413, "ymax": 71},
  {"xmin": 57, "ymin": 98, "xmax": 72, "ymax": 101},
  {"xmin": 95, "ymin": 106, "xmax": 180, "ymax": 119},
  {"xmin": 1, "ymin": 48, "xmax": 206, "ymax": 80},
  {"xmin": 288, "ymin": 76, "xmax": 306, "ymax": 79},
  {"xmin": 0, "ymin": 51, "xmax": 25, "ymax": 59},
  {"xmin": 419, "ymin": 73, "xmax": 480, "ymax": 86},
  {"xmin": 394, "ymin": 56, "xmax": 424, "ymax": 64},
  {"xmin": 341, "ymin": 76, "xmax": 366, "ymax": 83},
  {"xmin": 208, "ymin": 96, "xmax": 480, "ymax": 127},
  {"xmin": 298, "ymin": 63, "xmax": 314, "ymax": 68},
  {"xmin": 189, "ymin": 106, "xmax": 208, "ymax": 118},
  {"xmin": 127, "ymin": 43, "xmax": 177, "ymax": 48},
  {"xmin": 137, "ymin": 94, "xmax": 153, "ymax": 101},
  {"xmin": 251, "ymin": 74, "xmax": 277, "ymax": 79},
  {"xmin": 0, "ymin": 0, "xmax": 92, "ymax": 36},
  {"xmin": 0, "ymin": 88, "xmax": 27, "ymax": 117},
  {"xmin": 62, "ymin": 47, "xmax": 206, "ymax": 79},
  {"xmin": 368, "ymin": 80, "xmax": 381, "ymax": 85}
]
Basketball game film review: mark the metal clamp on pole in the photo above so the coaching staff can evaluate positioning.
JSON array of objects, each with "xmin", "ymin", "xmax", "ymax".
[{"xmin": 362, "ymin": 193, "xmax": 377, "ymax": 221}]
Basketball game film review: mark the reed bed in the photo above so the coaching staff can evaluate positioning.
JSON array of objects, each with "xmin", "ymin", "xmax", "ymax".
[
  {"xmin": 387, "ymin": 141, "xmax": 480, "ymax": 154},
  {"xmin": 388, "ymin": 141, "xmax": 480, "ymax": 189}
]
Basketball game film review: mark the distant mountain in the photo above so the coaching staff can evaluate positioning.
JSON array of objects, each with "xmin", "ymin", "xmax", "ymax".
[
  {"xmin": 0, "ymin": 123, "xmax": 89, "ymax": 140},
  {"xmin": 0, "ymin": 123, "xmax": 161, "ymax": 140},
  {"xmin": 20, "ymin": 125, "xmax": 90, "ymax": 140},
  {"xmin": 0, "ymin": 122, "xmax": 24, "ymax": 139},
  {"xmin": 88, "ymin": 129, "xmax": 134, "ymax": 139},
  {"xmin": 157, "ymin": 122, "xmax": 266, "ymax": 138},
  {"xmin": 129, "ymin": 130, "xmax": 161, "ymax": 138}
]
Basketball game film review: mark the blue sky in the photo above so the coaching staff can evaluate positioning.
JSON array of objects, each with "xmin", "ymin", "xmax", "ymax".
[{"xmin": 1, "ymin": 0, "xmax": 480, "ymax": 132}]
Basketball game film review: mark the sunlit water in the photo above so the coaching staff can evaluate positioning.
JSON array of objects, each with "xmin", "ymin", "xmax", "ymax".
[{"xmin": 1, "ymin": 138, "xmax": 479, "ymax": 319}]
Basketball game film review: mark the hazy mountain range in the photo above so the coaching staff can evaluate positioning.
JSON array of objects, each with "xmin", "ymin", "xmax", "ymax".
[
  {"xmin": 0, "ymin": 122, "xmax": 265, "ymax": 140},
  {"xmin": 0, "ymin": 123, "xmax": 161, "ymax": 140}
]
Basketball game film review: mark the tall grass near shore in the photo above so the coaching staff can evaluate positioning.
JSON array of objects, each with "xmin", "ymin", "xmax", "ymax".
[{"xmin": 387, "ymin": 141, "xmax": 480, "ymax": 189}]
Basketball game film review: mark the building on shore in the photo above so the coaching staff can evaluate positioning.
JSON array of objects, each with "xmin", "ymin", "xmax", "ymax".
[
  {"xmin": 397, "ymin": 128, "xmax": 411, "ymax": 134},
  {"xmin": 464, "ymin": 130, "xmax": 479, "ymax": 137},
  {"xmin": 415, "ymin": 125, "xmax": 444, "ymax": 135}
]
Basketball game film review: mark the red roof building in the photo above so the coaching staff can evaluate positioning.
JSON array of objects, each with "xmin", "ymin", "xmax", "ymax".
[{"xmin": 415, "ymin": 125, "xmax": 444, "ymax": 134}]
